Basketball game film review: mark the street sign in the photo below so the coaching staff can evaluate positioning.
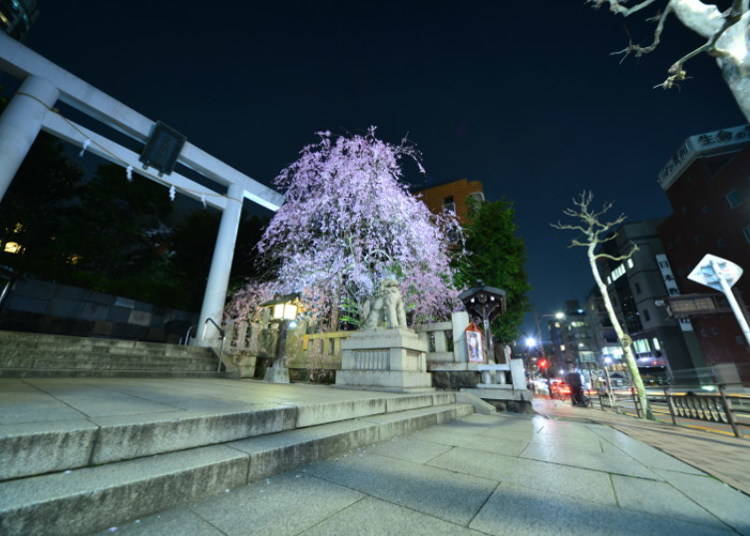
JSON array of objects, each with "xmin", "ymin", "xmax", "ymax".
[
  {"xmin": 688, "ymin": 253, "xmax": 749, "ymax": 347},
  {"xmin": 663, "ymin": 293, "xmax": 730, "ymax": 317},
  {"xmin": 688, "ymin": 254, "xmax": 742, "ymax": 291}
]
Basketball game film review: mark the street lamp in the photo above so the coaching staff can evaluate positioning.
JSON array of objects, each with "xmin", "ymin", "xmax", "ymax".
[
  {"xmin": 261, "ymin": 294, "xmax": 299, "ymax": 383},
  {"xmin": 532, "ymin": 310, "xmax": 565, "ymax": 366}
]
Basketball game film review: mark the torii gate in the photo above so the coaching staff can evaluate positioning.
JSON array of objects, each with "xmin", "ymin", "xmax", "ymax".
[{"xmin": 0, "ymin": 32, "xmax": 284, "ymax": 344}]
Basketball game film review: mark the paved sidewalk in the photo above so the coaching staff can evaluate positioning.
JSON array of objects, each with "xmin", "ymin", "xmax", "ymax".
[
  {"xmin": 98, "ymin": 412, "xmax": 750, "ymax": 536},
  {"xmin": 534, "ymin": 398, "xmax": 750, "ymax": 496}
]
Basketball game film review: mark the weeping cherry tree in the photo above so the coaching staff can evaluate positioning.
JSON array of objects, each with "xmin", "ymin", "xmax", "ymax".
[
  {"xmin": 552, "ymin": 191, "xmax": 653, "ymax": 420},
  {"xmin": 252, "ymin": 127, "xmax": 459, "ymax": 327}
]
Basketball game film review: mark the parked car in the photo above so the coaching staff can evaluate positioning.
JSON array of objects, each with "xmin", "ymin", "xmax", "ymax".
[{"xmin": 549, "ymin": 379, "xmax": 571, "ymax": 398}]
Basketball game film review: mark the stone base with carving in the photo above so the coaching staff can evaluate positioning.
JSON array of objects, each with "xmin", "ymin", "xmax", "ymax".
[{"xmin": 335, "ymin": 328, "xmax": 434, "ymax": 393}]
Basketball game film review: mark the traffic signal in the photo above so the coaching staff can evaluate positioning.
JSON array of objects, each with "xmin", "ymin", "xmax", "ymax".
[{"xmin": 537, "ymin": 358, "xmax": 549, "ymax": 370}]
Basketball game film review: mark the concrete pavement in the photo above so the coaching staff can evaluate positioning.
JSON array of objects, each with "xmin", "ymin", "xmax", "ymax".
[
  {"xmin": 98, "ymin": 411, "xmax": 750, "ymax": 536},
  {"xmin": 535, "ymin": 398, "xmax": 750, "ymax": 496}
]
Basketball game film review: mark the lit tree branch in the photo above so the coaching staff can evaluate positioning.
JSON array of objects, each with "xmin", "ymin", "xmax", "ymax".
[
  {"xmin": 551, "ymin": 190, "xmax": 653, "ymax": 420},
  {"xmin": 611, "ymin": 5, "xmax": 672, "ymax": 61},
  {"xmin": 593, "ymin": 243, "xmax": 640, "ymax": 261},
  {"xmin": 588, "ymin": 0, "xmax": 660, "ymax": 16},
  {"xmin": 589, "ymin": 0, "xmax": 750, "ymax": 122}
]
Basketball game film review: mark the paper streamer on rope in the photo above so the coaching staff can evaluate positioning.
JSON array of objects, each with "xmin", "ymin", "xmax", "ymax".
[
  {"xmin": 169, "ymin": 185, "xmax": 176, "ymax": 201},
  {"xmin": 125, "ymin": 165, "xmax": 133, "ymax": 182},
  {"xmin": 79, "ymin": 139, "xmax": 91, "ymax": 157}
]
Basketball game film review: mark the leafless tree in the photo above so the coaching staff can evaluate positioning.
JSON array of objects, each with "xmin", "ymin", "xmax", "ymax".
[
  {"xmin": 589, "ymin": 0, "xmax": 750, "ymax": 121},
  {"xmin": 552, "ymin": 191, "xmax": 653, "ymax": 419}
]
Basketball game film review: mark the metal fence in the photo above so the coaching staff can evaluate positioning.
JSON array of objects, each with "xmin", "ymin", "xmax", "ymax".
[{"xmin": 594, "ymin": 385, "xmax": 748, "ymax": 439}]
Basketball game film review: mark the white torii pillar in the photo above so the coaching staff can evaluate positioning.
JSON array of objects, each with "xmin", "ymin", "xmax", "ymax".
[
  {"xmin": 0, "ymin": 75, "xmax": 59, "ymax": 202},
  {"xmin": 196, "ymin": 183, "xmax": 244, "ymax": 344}
]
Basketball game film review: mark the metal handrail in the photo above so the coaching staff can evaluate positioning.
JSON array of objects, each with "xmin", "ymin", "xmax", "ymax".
[
  {"xmin": 203, "ymin": 318, "xmax": 226, "ymax": 372},
  {"xmin": 180, "ymin": 325, "xmax": 194, "ymax": 345}
]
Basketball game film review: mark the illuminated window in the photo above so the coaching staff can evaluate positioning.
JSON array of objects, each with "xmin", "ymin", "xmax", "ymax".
[
  {"xmin": 627, "ymin": 258, "xmax": 634, "ymax": 269},
  {"xmin": 560, "ymin": 345, "xmax": 566, "ymax": 351},
  {"xmin": 652, "ymin": 338, "xmax": 661, "ymax": 351},
  {"xmin": 3, "ymin": 241, "xmax": 21, "ymax": 254},
  {"xmin": 610, "ymin": 264, "xmax": 626, "ymax": 283},
  {"xmin": 67, "ymin": 255, "xmax": 81, "ymax": 265},
  {"xmin": 12, "ymin": 222, "xmax": 23, "ymax": 233}
]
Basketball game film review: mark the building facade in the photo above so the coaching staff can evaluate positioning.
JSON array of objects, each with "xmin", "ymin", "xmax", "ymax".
[
  {"xmin": 584, "ymin": 286, "xmax": 621, "ymax": 363},
  {"xmin": 657, "ymin": 124, "xmax": 750, "ymax": 382},
  {"xmin": 547, "ymin": 300, "xmax": 597, "ymax": 373},
  {"xmin": 599, "ymin": 220, "xmax": 705, "ymax": 383},
  {"xmin": 414, "ymin": 178, "xmax": 484, "ymax": 225}
]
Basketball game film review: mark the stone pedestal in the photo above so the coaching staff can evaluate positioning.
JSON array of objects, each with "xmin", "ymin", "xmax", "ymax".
[
  {"xmin": 335, "ymin": 328, "xmax": 433, "ymax": 393},
  {"xmin": 264, "ymin": 362, "xmax": 289, "ymax": 383}
]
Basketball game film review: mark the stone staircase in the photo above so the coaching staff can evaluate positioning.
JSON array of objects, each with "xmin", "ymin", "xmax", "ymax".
[
  {"xmin": 0, "ymin": 391, "xmax": 473, "ymax": 535},
  {"xmin": 0, "ymin": 330, "xmax": 223, "ymax": 378}
]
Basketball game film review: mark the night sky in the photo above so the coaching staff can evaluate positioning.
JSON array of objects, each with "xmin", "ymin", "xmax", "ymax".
[{"xmin": 18, "ymin": 1, "xmax": 744, "ymax": 335}]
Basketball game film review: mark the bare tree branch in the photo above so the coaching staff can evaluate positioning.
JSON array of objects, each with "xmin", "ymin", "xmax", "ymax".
[
  {"xmin": 569, "ymin": 239, "xmax": 591, "ymax": 247},
  {"xmin": 589, "ymin": 0, "xmax": 660, "ymax": 17},
  {"xmin": 610, "ymin": 5, "xmax": 672, "ymax": 60},
  {"xmin": 655, "ymin": 38, "xmax": 716, "ymax": 88},
  {"xmin": 550, "ymin": 222, "xmax": 590, "ymax": 233},
  {"xmin": 593, "ymin": 243, "xmax": 639, "ymax": 261}
]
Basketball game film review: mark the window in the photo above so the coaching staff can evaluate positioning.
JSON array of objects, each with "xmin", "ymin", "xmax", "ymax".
[
  {"xmin": 726, "ymin": 190, "xmax": 741, "ymax": 208},
  {"xmin": 466, "ymin": 191, "xmax": 484, "ymax": 204},
  {"xmin": 3, "ymin": 241, "xmax": 21, "ymax": 254},
  {"xmin": 610, "ymin": 264, "xmax": 626, "ymax": 283},
  {"xmin": 633, "ymin": 339, "xmax": 650, "ymax": 354},
  {"xmin": 627, "ymin": 258, "xmax": 634, "ymax": 269},
  {"xmin": 652, "ymin": 338, "xmax": 661, "ymax": 351},
  {"xmin": 443, "ymin": 196, "xmax": 456, "ymax": 213},
  {"xmin": 642, "ymin": 309, "xmax": 651, "ymax": 322}
]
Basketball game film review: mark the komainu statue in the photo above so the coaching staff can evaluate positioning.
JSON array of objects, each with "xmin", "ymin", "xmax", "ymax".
[{"xmin": 361, "ymin": 279, "xmax": 407, "ymax": 330}]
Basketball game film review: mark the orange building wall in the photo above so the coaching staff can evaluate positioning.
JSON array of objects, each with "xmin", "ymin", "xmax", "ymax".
[{"xmin": 415, "ymin": 179, "xmax": 484, "ymax": 224}]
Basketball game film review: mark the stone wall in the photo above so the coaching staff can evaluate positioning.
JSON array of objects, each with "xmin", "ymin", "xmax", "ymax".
[{"xmin": 0, "ymin": 277, "xmax": 196, "ymax": 343}]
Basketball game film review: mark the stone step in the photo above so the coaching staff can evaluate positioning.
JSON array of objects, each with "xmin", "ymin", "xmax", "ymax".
[
  {"xmin": 0, "ymin": 403, "xmax": 473, "ymax": 536},
  {"xmin": 0, "ymin": 330, "xmax": 212, "ymax": 357},
  {"xmin": 0, "ymin": 342, "xmax": 213, "ymax": 358},
  {"xmin": 0, "ymin": 330, "xmax": 221, "ymax": 378},
  {"xmin": 0, "ymin": 351, "xmax": 219, "ymax": 369},
  {"xmin": 0, "ymin": 391, "xmax": 458, "ymax": 482},
  {"xmin": 0, "ymin": 367, "xmax": 226, "ymax": 379}
]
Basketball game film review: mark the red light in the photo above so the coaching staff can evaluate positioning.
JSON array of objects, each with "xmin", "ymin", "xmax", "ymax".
[{"xmin": 537, "ymin": 359, "xmax": 549, "ymax": 370}]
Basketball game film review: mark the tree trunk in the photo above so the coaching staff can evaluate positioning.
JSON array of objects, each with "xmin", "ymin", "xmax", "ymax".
[
  {"xmin": 588, "ymin": 245, "xmax": 652, "ymax": 419},
  {"xmin": 715, "ymin": 11, "xmax": 750, "ymax": 123}
]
